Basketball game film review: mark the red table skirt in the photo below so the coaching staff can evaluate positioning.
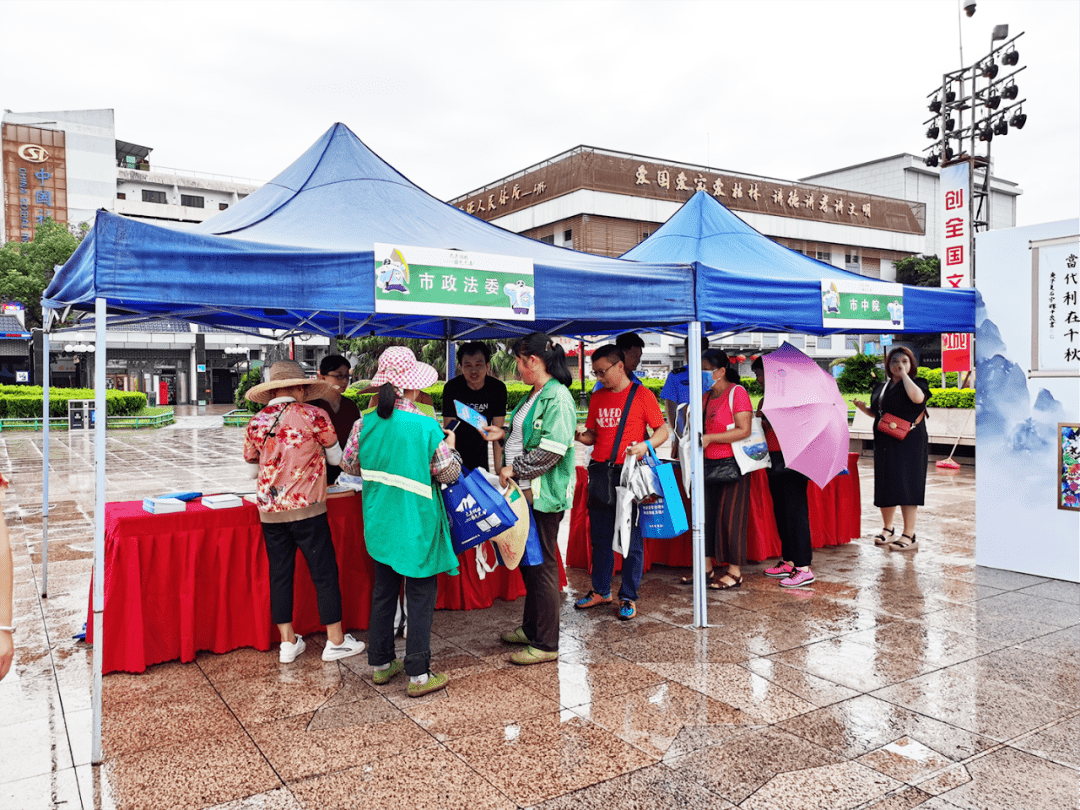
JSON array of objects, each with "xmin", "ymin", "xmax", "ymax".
[
  {"xmin": 88, "ymin": 493, "xmax": 558, "ymax": 674},
  {"xmin": 566, "ymin": 453, "xmax": 861, "ymax": 573}
]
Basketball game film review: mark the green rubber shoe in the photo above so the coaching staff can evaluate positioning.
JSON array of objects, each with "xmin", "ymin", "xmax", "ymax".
[{"xmin": 372, "ymin": 658, "xmax": 404, "ymax": 685}]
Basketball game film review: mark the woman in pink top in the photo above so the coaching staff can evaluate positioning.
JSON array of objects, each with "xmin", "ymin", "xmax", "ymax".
[{"xmin": 701, "ymin": 350, "xmax": 753, "ymax": 589}]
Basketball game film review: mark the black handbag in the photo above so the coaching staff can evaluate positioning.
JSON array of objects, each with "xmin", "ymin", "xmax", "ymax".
[
  {"xmin": 703, "ymin": 457, "xmax": 742, "ymax": 484},
  {"xmin": 587, "ymin": 385, "xmax": 639, "ymax": 509}
]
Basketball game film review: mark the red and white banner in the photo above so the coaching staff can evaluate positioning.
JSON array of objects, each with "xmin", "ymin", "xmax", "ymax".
[
  {"xmin": 942, "ymin": 332, "xmax": 972, "ymax": 373},
  {"xmin": 939, "ymin": 162, "xmax": 971, "ymax": 289}
]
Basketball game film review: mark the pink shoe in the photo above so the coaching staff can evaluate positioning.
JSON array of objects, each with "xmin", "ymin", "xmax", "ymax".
[
  {"xmin": 779, "ymin": 568, "xmax": 815, "ymax": 588},
  {"xmin": 764, "ymin": 561, "xmax": 795, "ymax": 579}
]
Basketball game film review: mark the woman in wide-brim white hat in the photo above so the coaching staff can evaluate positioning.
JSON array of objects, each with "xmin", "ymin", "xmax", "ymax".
[{"xmin": 340, "ymin": 346, "xmax": 461, "ymax": 697}]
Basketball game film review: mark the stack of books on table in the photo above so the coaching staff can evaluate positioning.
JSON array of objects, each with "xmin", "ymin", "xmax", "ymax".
[
  {"xmin": 201, "ymin": 494, "xmax": 244, "ymax": 510},
  {"xmin": 142, "ymin": 498, "xmax": 188, "ymax": 514}
]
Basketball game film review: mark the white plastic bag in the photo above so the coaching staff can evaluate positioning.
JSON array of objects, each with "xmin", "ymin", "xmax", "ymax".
[{"xmin": 612, "ymin": 485, "xmax": 635, "ymax": 557}]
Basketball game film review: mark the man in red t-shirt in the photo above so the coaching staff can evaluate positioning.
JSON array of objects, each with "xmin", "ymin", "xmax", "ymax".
[{"xmin": 574, "ymin": 344, "xmax": 669, "ymax": 620}]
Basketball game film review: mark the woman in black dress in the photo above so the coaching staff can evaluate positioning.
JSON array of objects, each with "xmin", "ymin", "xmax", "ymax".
[{"xmin": 854, "ymin": 347, "xmax": 930, "ymax": 551}]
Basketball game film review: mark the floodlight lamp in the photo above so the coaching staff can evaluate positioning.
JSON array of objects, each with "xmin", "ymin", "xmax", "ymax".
[
  {"xmin": 929, "ymin": 98, "xmax": 942, "ymax": 113},
  {"xmin": 1002, "ymin": 82, "xmax": 1019, "ymax": 100},
  {"xmin": 927, "ymin": 125, "xmax": 940, "ymax": 139},
  {"xmin": 925, "ymin": 153, "xmax": 940, "ymax": 168},
  {"xmin": 945, "ymin": 88, "xmax": 957, "ymax": 102},
  {"xmin": 945, "ymin": 145, "xmax": 955, "ymax": 160},
  {"xmin": 1002, "ymin": 47, "xmax": 1019, "ymax": 66},
  {"xmin": 993, "ymin": 118, "xmax": 1008, "ymax": 136},
  {"xmin": 1010, "ymin": 108, "xmax": 1027, "ymax": 129},
  {"xmin": 978, "ymin": 125, "xmax": 993, "ymax": 142},
  {"xmin": 986, "ymin": 92, "xmax": 1001, "ymax": 110},
  {"xmin": 963, "ymin": 0, "xmax": 976, "ymax": 17},
  {"xmin": 945, "ymin": 117, "xmax": 956, "ymax": 131},
  {"xmin": 981, "ymin": 61, "xmax": 999, "ymax": 80}
]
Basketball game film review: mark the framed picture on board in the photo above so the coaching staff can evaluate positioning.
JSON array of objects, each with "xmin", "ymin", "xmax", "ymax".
[{"xmin": 1059, "ymin": 423, "xmax": 1079, "ymax": 511}]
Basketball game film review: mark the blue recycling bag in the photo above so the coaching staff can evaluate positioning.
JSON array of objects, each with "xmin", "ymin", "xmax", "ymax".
[
  {"xmin": 493, "ymin": 505, "xmax": 543, "ymax": 567},
  {"xmin": 638, "ymin": 445, "xmax": 689, "ymax": 539},
  {"xmin": 442, "ymin": 468, "xmax": 519, "ymax": 556}
]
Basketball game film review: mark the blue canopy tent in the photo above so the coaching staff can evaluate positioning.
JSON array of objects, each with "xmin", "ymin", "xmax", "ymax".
[
  {"xmin": 621, "ymin": 190, "xmax": 976, "ymax": 335},
  {"xmin": 44, "ymin": 123, "xmax": 694, "ymax": 338}
]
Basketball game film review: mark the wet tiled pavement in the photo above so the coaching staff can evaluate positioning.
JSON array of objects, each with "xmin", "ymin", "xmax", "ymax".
[{"xmin": 1, "ymin": 409, "xmax": 1077, "ymax": 809}]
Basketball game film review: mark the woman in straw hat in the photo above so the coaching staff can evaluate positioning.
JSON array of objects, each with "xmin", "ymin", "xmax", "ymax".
[
  {"xmin": 341, "ymin": 346, "xmax": 462, "ymax": 697},
  {"xmin": 244, "ymin": 360, "xmax": 366, "ymax": 664}
]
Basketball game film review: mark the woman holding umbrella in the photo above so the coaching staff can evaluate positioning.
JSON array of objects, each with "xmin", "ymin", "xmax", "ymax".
[
  {"xmin": 753, "ymin": 356, "xmax": 814, "ymax": 588},
  {"xmin": 854, "ymin": 346, "xmax": 930, "ymax": 551}
]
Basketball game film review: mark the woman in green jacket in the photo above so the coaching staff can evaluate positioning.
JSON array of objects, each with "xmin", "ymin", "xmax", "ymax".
[
  {"xmin": 488, "ymin": 332, "xmax": 577, "ymax": 665},
  {"xmin": 341, "ymin": 347, "xmax": 461, "ymax": 697}
]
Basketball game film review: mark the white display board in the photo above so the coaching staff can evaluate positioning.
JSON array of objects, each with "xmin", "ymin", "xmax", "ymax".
[{"xmin": 976, "ymin": 219, "xmax": 1080, "ymax": 582}]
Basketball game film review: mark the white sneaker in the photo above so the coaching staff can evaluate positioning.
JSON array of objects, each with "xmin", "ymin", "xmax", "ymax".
[
  {"xmin": 279, "ymin": 635, "xmax": 306, "ymax": 663},
  {"xmin": 322, "ymin": 633, "xmax": 366, "ymax": 661}
]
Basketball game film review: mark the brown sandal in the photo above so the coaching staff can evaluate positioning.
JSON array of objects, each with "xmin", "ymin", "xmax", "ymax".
[
  {"xmin": 709, "ymin": 575, "xmax": 743, "ymax": 590},
  {"xmin": 680, "ymin": 573, "xmax": 717, "ymax": 585}
]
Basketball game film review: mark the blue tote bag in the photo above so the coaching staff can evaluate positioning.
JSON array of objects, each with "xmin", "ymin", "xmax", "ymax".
[
  {"xmin": 442, "ymin": 468, "xmax": 519, "ymax": 556},
  {"xmin": 638, "ymin": 445, "xmax": 689, "ymax": 539}
]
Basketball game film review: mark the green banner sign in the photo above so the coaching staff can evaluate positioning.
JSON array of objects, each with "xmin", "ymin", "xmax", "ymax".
[{"xmin": 821, "ymin": 280, "xmax": 904, "ymax": 330}]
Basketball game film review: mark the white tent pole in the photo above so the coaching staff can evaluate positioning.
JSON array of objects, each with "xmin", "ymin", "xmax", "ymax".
[
  {"xmin": 91, "ymin": 297, "xmax": 106, "ymax": 763},
  {"xmin": 41, "ymin": 328, "xmax": 50, "ymax": 597},
  {"xmin": 687, "ymin": 322, "xmax": 708, "ymax": 628}
]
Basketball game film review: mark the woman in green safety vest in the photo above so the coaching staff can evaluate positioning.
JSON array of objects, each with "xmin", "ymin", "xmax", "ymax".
[{"xmin": 341, "ymin": 347, "xmax": 461, "ymax": 698}]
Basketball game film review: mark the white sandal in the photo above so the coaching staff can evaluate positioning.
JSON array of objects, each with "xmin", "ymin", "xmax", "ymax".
[
  {"xmin": 874, "ymin": 527, "xmax": 896, "ymax": 546},
  {"xmin": 890, "ymin": 533, "xmax": 919, "ymax": 551}
]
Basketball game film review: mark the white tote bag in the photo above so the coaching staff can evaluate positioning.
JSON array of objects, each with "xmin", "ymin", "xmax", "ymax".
[
  {"xmin": 612, "ymin": 460, "xmax": 637, "ymax": 556},
  {"xmin": 726, "ymin": 386, "xmax": 771, "ymax": 476},
  {"xmin": 674, "ymin": 402, "xmax": 694, "ymax": 496}
]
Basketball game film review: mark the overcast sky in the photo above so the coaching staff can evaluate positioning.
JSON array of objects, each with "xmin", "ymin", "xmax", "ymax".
[{"xmin": 3, "ymin": 0, "xmax": 1076, "ymax": 228}]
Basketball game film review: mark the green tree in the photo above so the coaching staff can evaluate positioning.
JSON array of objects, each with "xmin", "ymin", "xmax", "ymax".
[
  {"xmin": 340, "ymin": 337, "xmax": 519, "ymax": 381},
  {"xmin": 893, "ymin": 254, "xmax": 940, "ymax": 287},
  {"xmin": 0, "ymin": 218, "xmax": 86, "ymax": 329},
  {"xmin": 834, "ymin": 352, "xmax": 884, "ymax": 393}
]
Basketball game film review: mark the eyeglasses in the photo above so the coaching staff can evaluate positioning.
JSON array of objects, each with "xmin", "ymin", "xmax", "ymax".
[
  {"xmin": 325, "ymin": 372, "xmax": 350, "ymax": 380},
  {"xmin": 591, "ymin": 362, "xmax": 620, "ymax": 378}
]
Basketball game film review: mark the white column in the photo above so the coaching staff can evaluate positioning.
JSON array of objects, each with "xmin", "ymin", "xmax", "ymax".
[
  {"xmin": 92, "ymin": 298, "xmax": 106, "ymax": 763},
  {"xmin": 687, "ymin": 322, "xmax": 708, "ymax": 628},
  {"xmin": 41, "ymin": 329, "xmax": 50, "ymax": 597}
]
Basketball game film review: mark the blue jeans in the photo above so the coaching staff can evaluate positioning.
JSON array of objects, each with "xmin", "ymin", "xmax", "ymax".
[{"xmin": 588, "ymin": 500, "xmax": 644, "ymax": 603}]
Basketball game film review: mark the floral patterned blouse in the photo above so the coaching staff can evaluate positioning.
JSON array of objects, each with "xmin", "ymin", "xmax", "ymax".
[{"xmin": 243, "ymin": 401, "xmax": 338, "ymax": 518}]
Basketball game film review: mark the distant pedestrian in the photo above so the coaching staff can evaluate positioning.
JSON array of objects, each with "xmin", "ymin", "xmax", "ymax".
[{"xmin": 244, "ymin": 361, "xmax": 366, "ymax": 665}]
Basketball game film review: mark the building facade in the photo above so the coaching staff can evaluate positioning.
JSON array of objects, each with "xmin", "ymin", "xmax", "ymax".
[{"xmin": 449, "ymin": 146, "xmax": 1020, "ymax": 371}]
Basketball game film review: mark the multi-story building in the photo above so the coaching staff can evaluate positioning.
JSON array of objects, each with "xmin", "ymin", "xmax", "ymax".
[{"xmin": 450, "ymin": 146, "xmax": 1020, "ymax": 372}]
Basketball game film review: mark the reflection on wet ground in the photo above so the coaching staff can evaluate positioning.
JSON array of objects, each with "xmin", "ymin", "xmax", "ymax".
[{"xmin": 1, "ymin": 409, "xmax": 1077, "ymax": 809}]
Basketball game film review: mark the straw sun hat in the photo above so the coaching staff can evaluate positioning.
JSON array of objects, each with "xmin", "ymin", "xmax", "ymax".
[
  {"xmin": 245, "ymin": 360, "xmax": 334, "ymax": 404},
  {"xmin": 371, "ymin": 346, "xmax": 438, "ymax": 391}
]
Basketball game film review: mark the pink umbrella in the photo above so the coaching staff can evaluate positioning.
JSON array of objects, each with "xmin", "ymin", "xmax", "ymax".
[{"xmin": 761, "ymin": 342, "xmax": 850, "ymax": 489}]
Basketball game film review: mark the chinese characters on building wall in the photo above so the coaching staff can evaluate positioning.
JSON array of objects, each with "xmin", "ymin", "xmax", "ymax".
[{"xmin": 2, "ymin": 124, "xmax": 68, "ymax": 243}]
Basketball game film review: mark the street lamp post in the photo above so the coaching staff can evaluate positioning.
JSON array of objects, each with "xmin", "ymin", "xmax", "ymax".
[{"xmin": 64, "ymin": 342, "xmax": 96, "ymax": 388}]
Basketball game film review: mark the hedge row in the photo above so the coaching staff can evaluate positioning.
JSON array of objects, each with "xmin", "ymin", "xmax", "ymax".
[
  {"xmin": 925, "ymin": 388, "xmax": 975, "ymax": 408},
  {"xmin": 0, "ymin": 386, "xmax": 147, "ymax": 419}
]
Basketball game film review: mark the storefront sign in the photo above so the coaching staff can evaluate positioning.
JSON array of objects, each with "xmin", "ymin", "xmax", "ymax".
[
  {"xmin": 2, "ymin": 124, "xmax": 68, "ymax": 243},
  {"xmin": 942, "ymin": 332, "xmax": 972, "ymax": 372},
  {"xmin": 373, "ymin": 243, "xmax": 535, "ymax": 320},
  {"xmin": 939, "ymin": 162, "xmax": 971, "ymax": 288},
  {"xmin": 821, "ymin": 279, "xmax": 904, "ymax": 330},
  {"xmin": 452, "ymin": 149, "xmax": 924, "ymax": 235}
]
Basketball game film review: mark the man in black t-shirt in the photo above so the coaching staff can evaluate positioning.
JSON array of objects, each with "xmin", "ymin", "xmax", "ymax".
[{"xmin": 441, "ymin": 342, "xmax": 507, "ymax": 471}]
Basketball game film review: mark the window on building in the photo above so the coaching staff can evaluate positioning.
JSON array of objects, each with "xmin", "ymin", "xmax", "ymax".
[
  {"xmin": 181, "ymin": 195, "xmax": 205, "ymax": 209},
  {"xmin": 763, "ymin": 334, "xmax": 780, "ymax": 348},
  {"xmin": 846, "ymin": 336, "xmax": 860, "ymax": 350},
  {"xmin": 846, "ymin": 252, "xmax": 861, "ymax": 271},
  {"xmin": 116, "ymin": 192, "xmax": 126, "ymax": 200},
  {"xmin": 539, "ymin": 234, "xmax": 555, "ymax": 244},
  {"xmin": 563, "ymin": 229, "xmax": 572, "ymax": 243},
  {"xmin": 787, "ymin": 335, "xmax": 805, "ymax": 348},
  {"xmin": 218, "ymin": 203, "xmax": 229, "ymax": 211},
  {"xmin": 818, "ymin": 335, "xmax": 833, "ymax": 350},
  {"xmin": 141, "ymin": 189, "xmax": 167, "ymax": 204},
  {"xmin": 816, "ymin": 250, "xmax": 831, "ymax": 262},
  {"xmin": 641, "ymin": 232, "xmax": 651, "ymax": 241}
]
